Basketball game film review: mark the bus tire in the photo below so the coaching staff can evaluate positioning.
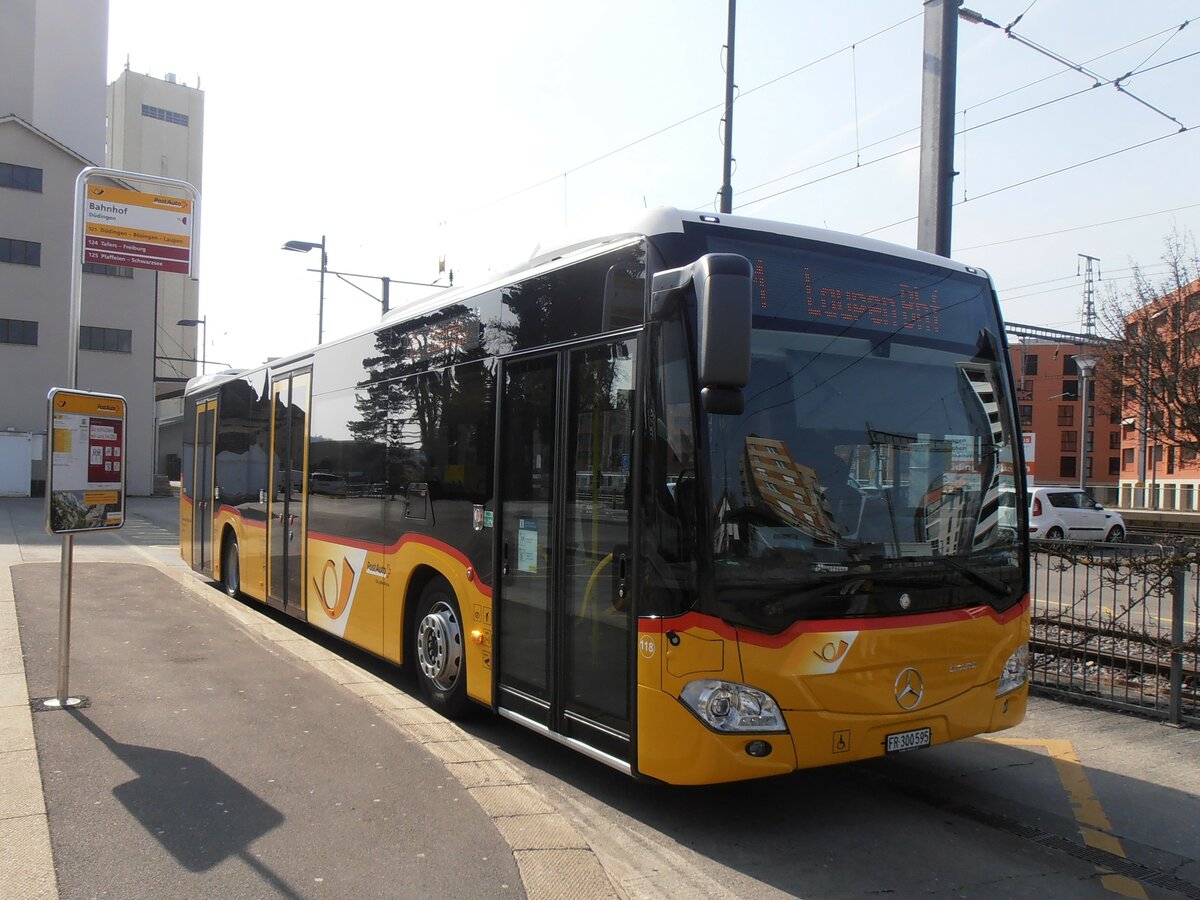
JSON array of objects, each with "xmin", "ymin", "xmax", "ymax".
[
  {"xmin": 222, "ymin": 535, "xmax": 241, "ymax": 598},
  {"xmin": 412, "ymin": 578, "xmax": 468, "ymax": 718}
]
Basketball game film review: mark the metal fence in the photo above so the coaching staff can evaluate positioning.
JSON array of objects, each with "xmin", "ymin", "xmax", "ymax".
[{"xmin": 1029, "ymin": 539, "xmax": 1200, "ymax": 727}]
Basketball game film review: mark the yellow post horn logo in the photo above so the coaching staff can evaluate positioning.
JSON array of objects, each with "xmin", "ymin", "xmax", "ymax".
[{"xmin": 314, "ymin": 557, "xmax": 356, "ymax": 619}]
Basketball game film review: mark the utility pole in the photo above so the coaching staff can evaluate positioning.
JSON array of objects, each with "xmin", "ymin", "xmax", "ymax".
[
  {"xmin": 718, "ymin": 0, "xmax": 736, "ymax": 214},
  {"xmin": 917, "ymin": 0, "xmax": 960, "ymax": 257},
  {"xmin": 1078, "ymin": 254, "xmax": 1100, "ymax": 335}
]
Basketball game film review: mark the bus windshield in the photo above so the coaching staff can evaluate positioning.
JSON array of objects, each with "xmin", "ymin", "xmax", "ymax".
[{"xmin": 693, "ymin": 231, "xmax": 1024, "ymax": 631}]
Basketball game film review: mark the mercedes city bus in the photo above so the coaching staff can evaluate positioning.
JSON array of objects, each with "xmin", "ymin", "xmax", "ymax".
[{"xmin": 181, "ymin": 209, "xmax": 1029, "ymax": 785}]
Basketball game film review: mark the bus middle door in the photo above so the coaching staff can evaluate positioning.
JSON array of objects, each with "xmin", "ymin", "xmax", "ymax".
[{"xmin": 267, "ymin": 369, "xmax": 312, "ymax": 618}]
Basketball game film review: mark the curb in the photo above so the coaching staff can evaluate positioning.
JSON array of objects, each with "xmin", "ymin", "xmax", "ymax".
[{"xmin": 0, "ymin": 513, "xmax": 57, "ymax": 900}]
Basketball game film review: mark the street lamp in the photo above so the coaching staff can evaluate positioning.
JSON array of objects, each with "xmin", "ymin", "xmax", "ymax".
[
  {"xmin": 282, "ymin": 235, "xmax": 327, "ymax": 345},
  {"xmin": 176, "ymin": 316, "xmax": 207, "ymax": 377},
  {"xmin": 1074, "ymin": 353, "xmax": 1099, "ymax": 491}
]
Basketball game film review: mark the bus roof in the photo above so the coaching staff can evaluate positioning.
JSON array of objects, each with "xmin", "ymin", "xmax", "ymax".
[
  {"xmin": 523, "ymin": 207, "xmax": 986, "ymax": 279},
  {"xmin": 186, "ymin": 208, "xmax": 991, "ymax": 397},
  {"xmin": 374, "ymin": 208, "xmax": 987, "ymax": 326}
]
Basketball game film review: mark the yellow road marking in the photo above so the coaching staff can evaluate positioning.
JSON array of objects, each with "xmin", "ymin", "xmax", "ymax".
[{"xmin": 983, "ymin": 737, "xmax": 1147, "ymax": 899}]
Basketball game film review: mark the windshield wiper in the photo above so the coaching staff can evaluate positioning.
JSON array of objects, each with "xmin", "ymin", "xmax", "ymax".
[{"xmin": 908, "ymin": 555, "xmax": 1012, "ymax": 598}]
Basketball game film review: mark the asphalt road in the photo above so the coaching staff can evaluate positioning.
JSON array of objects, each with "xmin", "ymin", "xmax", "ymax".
[
  {"xmin": 13, "ymin": 559, "xmax": 522, "ymax": 900},
  {"xmin": 6, "ymin": 496, "xmax": 1200, "ymax": 899}
]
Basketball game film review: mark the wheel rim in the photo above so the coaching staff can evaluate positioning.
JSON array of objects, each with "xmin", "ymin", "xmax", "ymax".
[
  {"xmin": 417, "ymin": 600, "xmax": 462, "ymax": 691},
  {"xmin": 1109, "ymin": 527, "xmax": 1124, "ymax": 542},
  {"xmin": 1048, "ymin": 528, "xmax": 1063, "ymax": 540},
  {"xmin": 225, "ymin": 544, "xmax": 239, "ymax": 595}
]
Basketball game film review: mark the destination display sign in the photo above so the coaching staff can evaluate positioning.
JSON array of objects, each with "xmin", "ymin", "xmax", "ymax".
[
  {"xmin": 82, "ymin": 183, "xmax": 193, "ymax": 275},
  {"xmin": 46, "ymin": 388, "xmax": 127, "ymax": 534},
  {"xmin": 706, "ymin": 233, "xmax": 994, "ymax": 344}
]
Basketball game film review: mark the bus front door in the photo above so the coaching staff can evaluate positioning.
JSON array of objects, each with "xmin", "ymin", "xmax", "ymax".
[
  {"xmin": 191, "ymin": 397, "xmax": 217, "ymax": 575},
  {"xmin": 497, "ymin": 339, "xmax": 637, "ymax": 765},
  {"xmin": 267, "ymin": 369, "xmax": 312, "ymax": 618}
]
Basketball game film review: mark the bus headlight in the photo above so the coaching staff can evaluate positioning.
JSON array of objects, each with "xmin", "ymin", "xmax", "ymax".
[
  {"xmin": 996, "ymin": 644, "xmax": 1029, "ymax": 696},
  {"xmin": 679, "ymin": 679, "xmax": 788, "ymax": 733}
]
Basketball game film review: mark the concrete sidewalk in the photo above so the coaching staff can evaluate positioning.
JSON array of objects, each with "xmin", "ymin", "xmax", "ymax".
[{"xmin": 0, "ymin": 498, "xmax": 616, "ymax": 899}]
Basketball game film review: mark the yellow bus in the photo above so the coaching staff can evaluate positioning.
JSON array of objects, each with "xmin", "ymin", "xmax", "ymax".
[{"xmin": 181, "ymin": 209, "xmax": 1029, "ymax": 785}]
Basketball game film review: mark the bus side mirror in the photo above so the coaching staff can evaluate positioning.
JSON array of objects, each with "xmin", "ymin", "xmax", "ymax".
[{"xmin": 651, "ymin": 253, "xmax": 752, "ymax": 415}]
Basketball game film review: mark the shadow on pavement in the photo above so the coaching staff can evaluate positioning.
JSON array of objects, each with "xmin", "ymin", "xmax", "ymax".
[{"xmin": 66, "ymin": 710, "xmax": 298, "ymax": 896}]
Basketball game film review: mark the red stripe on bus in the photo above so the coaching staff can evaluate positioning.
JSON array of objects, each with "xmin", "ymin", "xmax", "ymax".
[
  {"xmin": 640, "ymin": 595, "xmax": 1029, "ymax": 647},
  {"xmin": 307, "ymin": 529, "xmax": 493, "ymax": 598}
]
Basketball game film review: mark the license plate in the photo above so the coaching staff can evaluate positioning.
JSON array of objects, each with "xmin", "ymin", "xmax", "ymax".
[{"xmin": 886, "ymin": 727, "xmax": 932, "ymax": 754}]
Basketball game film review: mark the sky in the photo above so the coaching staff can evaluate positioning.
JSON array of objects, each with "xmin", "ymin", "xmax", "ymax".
[{"xmin": 105, "ymin": 1, "xmax": 1200, "ymax": 371}]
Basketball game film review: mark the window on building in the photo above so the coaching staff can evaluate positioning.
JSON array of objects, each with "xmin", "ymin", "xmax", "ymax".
[
  {"xmin": 1122, "ymin": 448, "xmax": 1135, "ymax": 465},
  {"xmin": 1086, "ymin": 431, "xmax": 1094, "ymax": 452},
  {"xmin": 1108, "ymin": 457, "xmax": 1120, "ymax": 476},
  {"xmin": 0, "ymin": 318, "xmax": 38, "ymax": 345},
  {"xmin": 1057, "ymin": 405, "xmax": 1074, "ymax": 427},
  {"xmin": 1109, "ymin": 432, "xmax": 1121, "ymax": 450},
  {"xmin": 82, "ymin": 262, "xmax": 134, "ymax": 278},
  {"xmin": 1061, "ymin": 379, "xmax": 1078, "ymax": 400},
  {"xmin": 1183, "ymin": 447, "xmax": 1198, "ymax": 463},
  {"xmin": 0, "ymin": 163, "xmax": 43, "ymax": 192},
  {"xmin": 1110, "ymin": 408, "xmax": 1120, "ymax": 424},
  {"xmin": 1061, "ymin": 431, "xmax": 1078, "ymax": 452},
  {"xmin": 79, "ymin": 326, "xmax": 132, "ymax": 353},
  {"xmin": 1167, "ymin": 446, "xmax": 1175, "ymax": 475},
  {"xmin": 1019, "ymin": 405, "xmax": 1033, "ymax": 427},
  {"xmin": 1059, "ymin": 456, "xmax": 1077, "ymax": 478},
  {"xmin": 1023, "ymin": 354, "xmax": 1039, "ymax": 375},
  {"xmin": 1086, "ymin": 457, "xmax": 1093, "ymax": 478},
  {"xmin": 0, "ymin": 238, "xmax": 41, "ymax": 266},
  {"xmin": 141, "ymin": 104, "xmax": 189, "ymax": 126},
  {"xmin": 1063, "ymin": 355, "xmax": 1079, "ymax": 376},
  {"xmin": 1187, "ymin": 294, "xmax": 1200, "ymax": 317}
]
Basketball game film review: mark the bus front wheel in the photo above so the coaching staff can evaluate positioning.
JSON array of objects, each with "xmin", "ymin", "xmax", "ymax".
[{"xmin": 412, "ymin": 578, "xmax": 468, "ymax": 717}]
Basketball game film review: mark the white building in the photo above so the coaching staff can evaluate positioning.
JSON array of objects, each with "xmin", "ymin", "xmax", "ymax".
[
  {"xmin": 0, "ymin": 0, "xmax": 202, "ymax": 496},
  {"xmin": 0, "ymin": 114, "xmax": 155, "ymax": 496},
  {"xmin": 0, "ymin": 0, "xmax": 108, "ymax": 165}
]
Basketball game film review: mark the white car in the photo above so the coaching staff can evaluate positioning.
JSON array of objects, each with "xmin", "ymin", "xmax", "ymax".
[{"xmin": 1028, "ymin": 487, "xmax": 1125, "ymax": 542}]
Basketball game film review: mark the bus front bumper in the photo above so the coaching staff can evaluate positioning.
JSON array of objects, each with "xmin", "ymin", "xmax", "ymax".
[{"xmin": 636, "ymin": 682, "xmax": 1028, "ymax": 785}]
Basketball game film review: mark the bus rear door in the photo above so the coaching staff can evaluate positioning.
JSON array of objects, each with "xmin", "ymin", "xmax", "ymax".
[
  {"xmin": 497, "ymin": 338, "xmax": 638, "ymax": 766},
  {"xmin": 191, "ymin": 396, "xmax": 218, "ymax": 575}
]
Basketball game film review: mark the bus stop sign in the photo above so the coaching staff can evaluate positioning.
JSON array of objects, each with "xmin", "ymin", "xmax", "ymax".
[{"xmin": 46, "ymin": 388, "xmax": 127, "ymax": 535}]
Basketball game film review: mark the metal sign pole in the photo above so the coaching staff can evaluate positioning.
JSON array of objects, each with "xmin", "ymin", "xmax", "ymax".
[
  {"xmin": 47, "ymin": 169, "xmax": 90, "ymax": 710},
  {"xmin": 53, "ymin": 536, "xmax": 76, "ymax": 706},
  {"xmin": 43, "ymin": 166, "xmax": 199, "ymax": 711}
]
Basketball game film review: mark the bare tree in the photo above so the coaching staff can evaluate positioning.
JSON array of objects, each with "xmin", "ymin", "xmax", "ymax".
[{"xmin": 1096, "ymin": 228, "xmax": 1200, "ymax": 464}]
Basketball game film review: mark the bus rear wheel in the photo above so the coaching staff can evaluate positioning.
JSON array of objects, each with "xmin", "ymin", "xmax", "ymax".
[
  {"xmin": 222, "ymin": 536, "xmax": 241, "ymax": 598},
  {"xmin": 412, "ymin": 579, "xmax": 468, "ymax": 718}
]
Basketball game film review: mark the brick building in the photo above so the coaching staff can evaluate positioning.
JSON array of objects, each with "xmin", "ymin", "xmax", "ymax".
[
  {"xmin": 1006, "ymin": 323, "xmax": 1122, "ymax": 506},
  {"xmin": 1116, "ymin": 277, "xmax": 1200, "ymax": 511}
]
